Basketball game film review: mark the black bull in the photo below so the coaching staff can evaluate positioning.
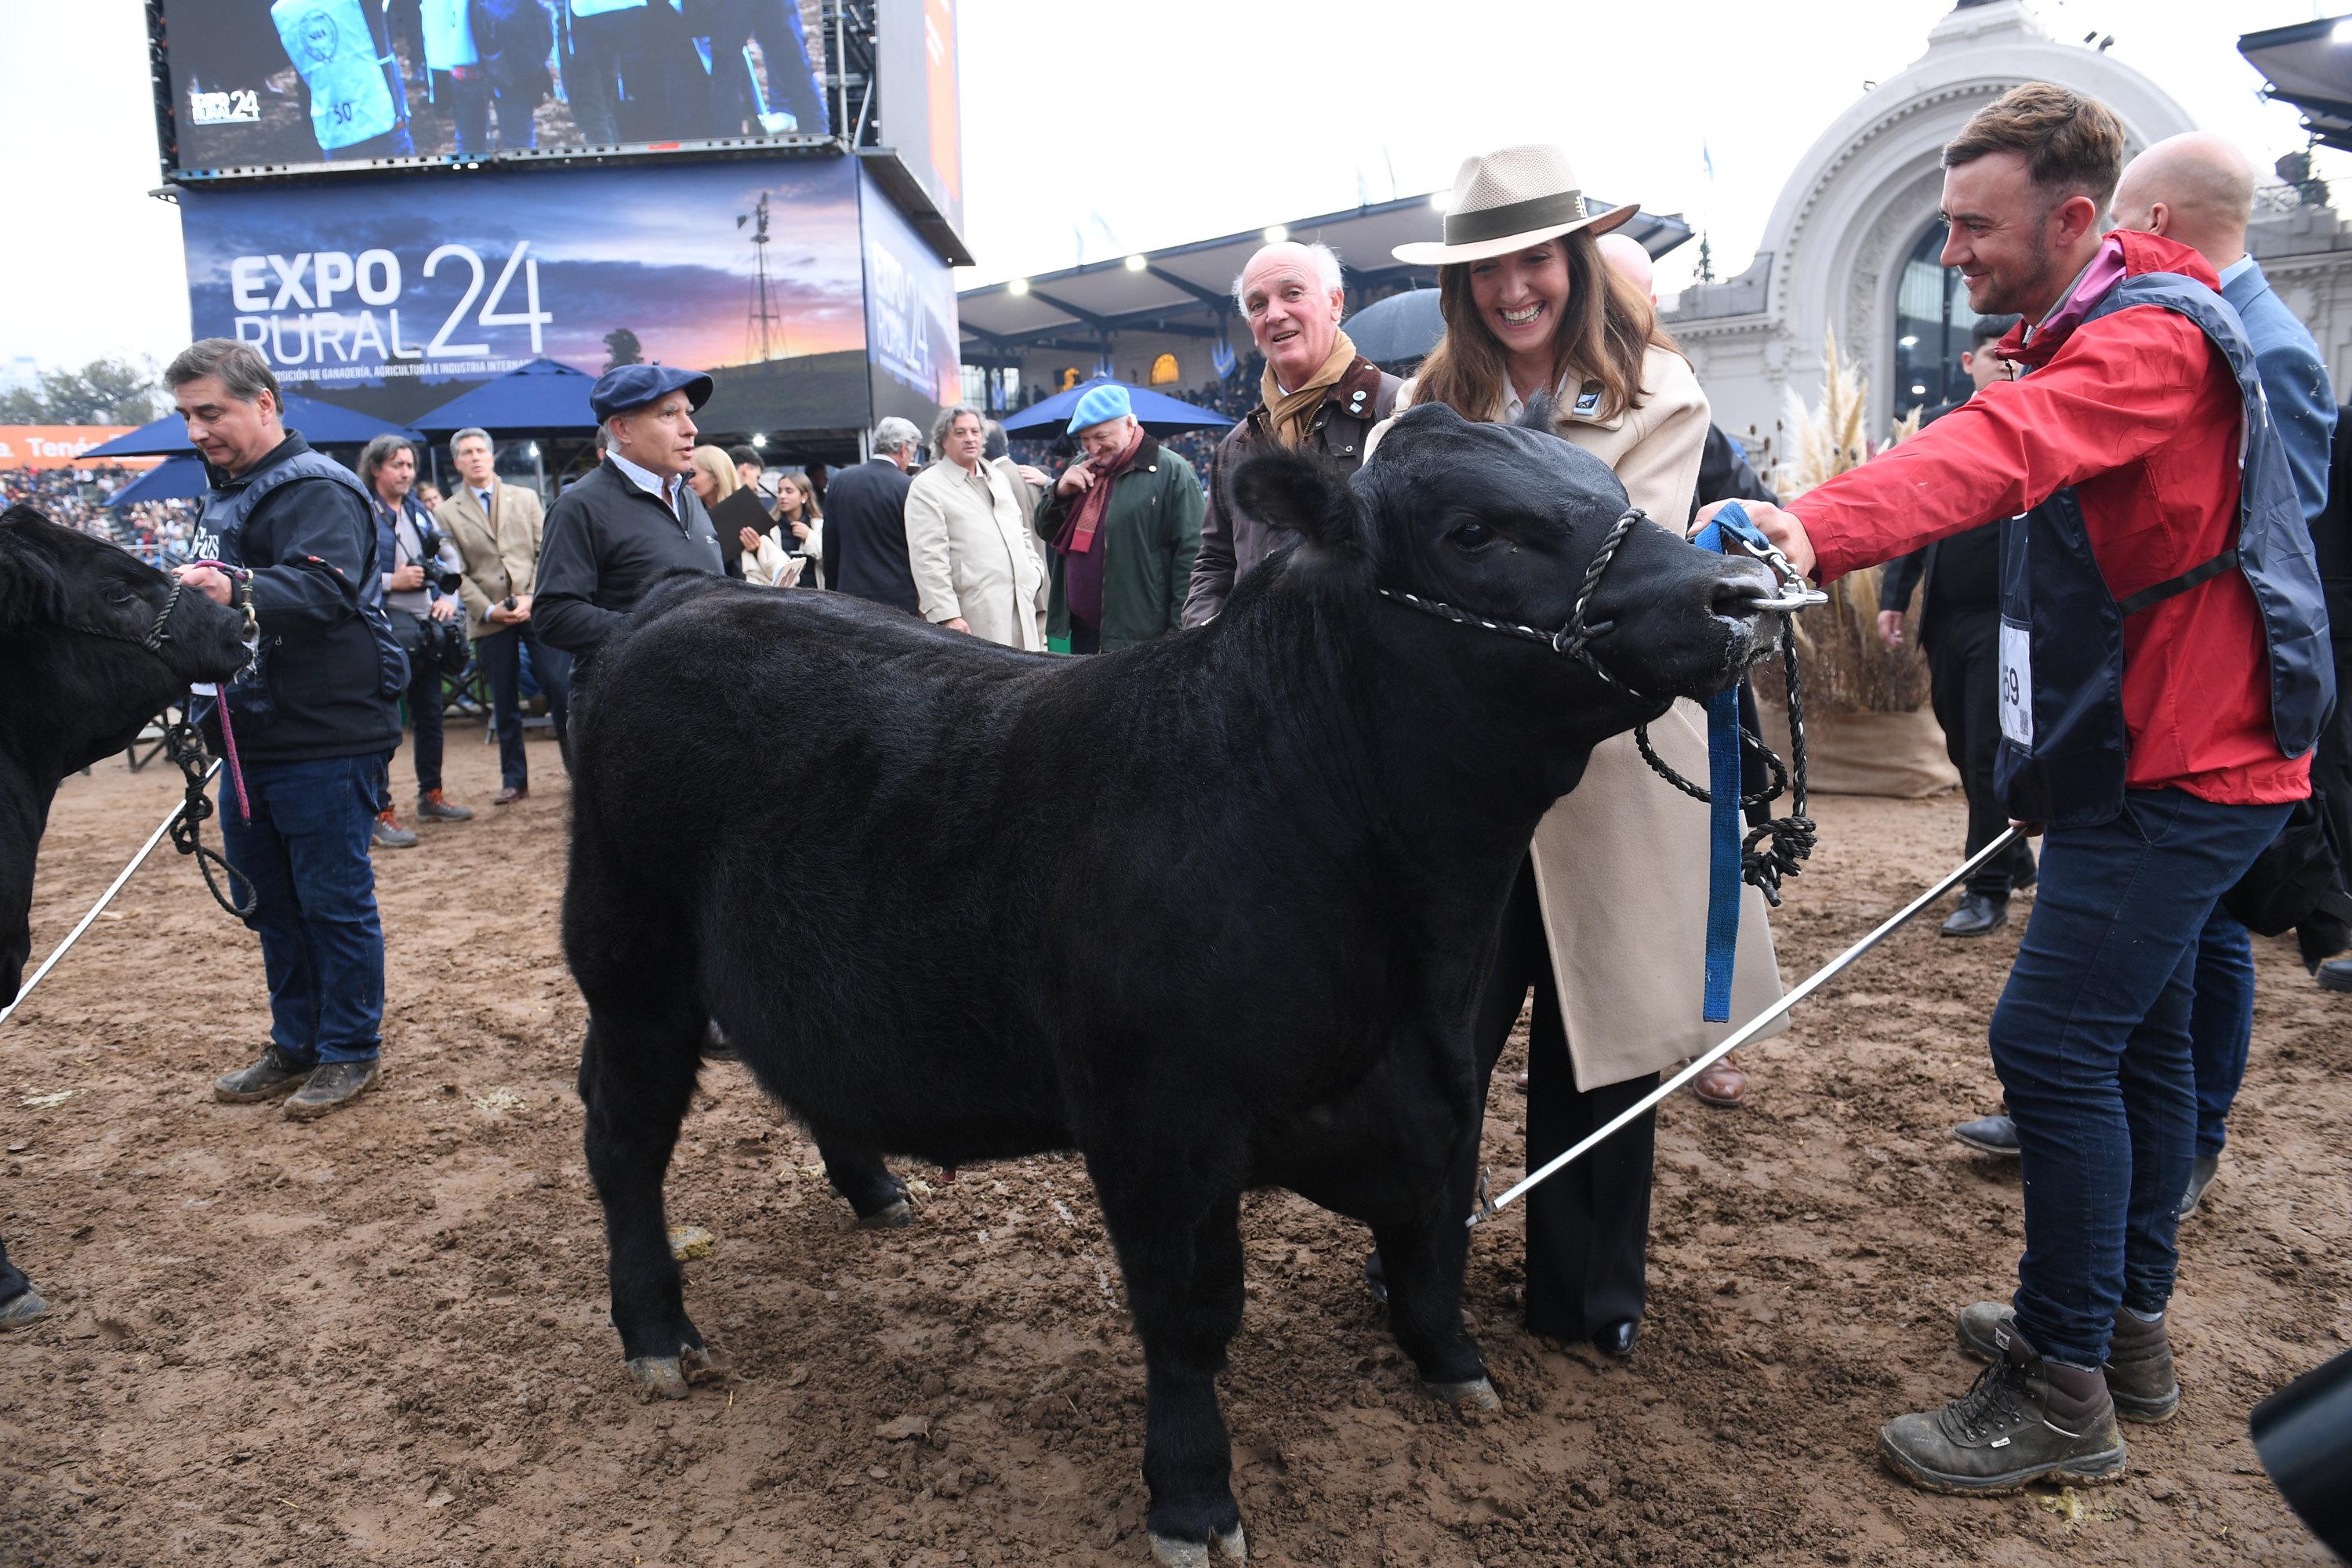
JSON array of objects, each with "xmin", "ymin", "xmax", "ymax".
[
  {"xmin": 565, "ymin": 405, "xmax": 1777, "ymax": 1563},
  {"xmin": 0, "ymin": 505, "xmax": 251, "ymax": 1312}
]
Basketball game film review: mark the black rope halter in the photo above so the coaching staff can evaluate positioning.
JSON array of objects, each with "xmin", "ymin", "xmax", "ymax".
[
  {"xmin": 1376, "ymin": 505, "xmax": 1819, "ymax": 905},
  {"xmin": 63, "ymin": 572, "xmax": 260, "ymax": 920}
]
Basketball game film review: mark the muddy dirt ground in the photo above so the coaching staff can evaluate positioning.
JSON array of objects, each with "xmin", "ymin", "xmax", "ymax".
[{"xmin": 3, "ymin": 734, "xmax": 2346, "ymax": 1566}]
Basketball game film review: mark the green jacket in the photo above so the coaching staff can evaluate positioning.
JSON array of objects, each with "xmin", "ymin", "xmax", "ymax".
[{"xmin": 1036, "ymin": 435, "xmax": 1203, "ymax": 651}]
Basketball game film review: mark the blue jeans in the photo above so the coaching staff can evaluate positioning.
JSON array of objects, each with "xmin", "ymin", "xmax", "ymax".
[
  {"xmin": 2187, "ymin": 906, "xmax": 2256, "ymax": 1159},
  {"xmin": 1991, "ymin": 789, "xmax": 2288, "ymax": 1368},
  {"xmin": 219, "ymin": 755, "xmax": 388, "ymax": 1065}
]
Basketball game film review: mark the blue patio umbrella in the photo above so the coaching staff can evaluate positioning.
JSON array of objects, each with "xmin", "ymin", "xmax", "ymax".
[
  {"xmin": 409, "ymin": 358, "xmax": 601, "ymax": 436},
  {"xmin": 1000, "ymin": 379, "xmax": 1235, "ymax": 439},
  {"xmin": 103, "ymin": 456, "xmax": 209, "ymax": 507},
  {"xmin": 78, "ymin": 395, "xmax": 422, "ymax": 459}
]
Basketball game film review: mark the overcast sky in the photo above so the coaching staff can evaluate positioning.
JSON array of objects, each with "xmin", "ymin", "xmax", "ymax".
[{"xmin": 0, "ymin": 0, "xmax": 2338, "ymax": 373}]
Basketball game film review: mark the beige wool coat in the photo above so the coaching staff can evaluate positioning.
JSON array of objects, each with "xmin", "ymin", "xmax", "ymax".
[
  {"xmin": 434, "ymin": 479, "xmax": 547, "ymax": 641},
  {"xmin": 1370, "ymin": 345, "xmax": 1788, "ymax": 1090},
  {"xmin": 905, "ymin": 456, "xmax": 1050, "ymax": 651}
]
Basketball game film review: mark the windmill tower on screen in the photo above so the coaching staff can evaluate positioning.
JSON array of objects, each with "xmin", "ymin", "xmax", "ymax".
[{"xmin": 739, "ymin": 193, "xmax": 784, "ymax": 362}]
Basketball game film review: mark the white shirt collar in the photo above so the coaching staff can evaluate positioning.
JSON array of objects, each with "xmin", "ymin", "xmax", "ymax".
[
  {"xmin": 608, "ymin": 449, "xmax": 681, "ymax": 515},
  {"xmin": 2217, "ymin": 253, "xmax": 2256, "ymax": 289}
]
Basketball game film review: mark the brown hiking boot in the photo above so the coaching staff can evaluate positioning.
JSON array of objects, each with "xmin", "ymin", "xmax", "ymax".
[
  {"xmin": 1881, "ymin": 1318, "xmax": 2124, "ymax": 1494},
  {"xmin": 284, "ymin": 1060, "xmax": 381, "ymax": 1120},
  {"xmin": 1958, "ymin": 1301, "xmax": 2180, "ymax": 1423},
  {"xmin": 2100, "ymin": 1310, "xmax": 2180, "ymax": 1422},
  {"xmin": 214, "ymin": 1045, "xmax": 311, "ymax": 1102}
]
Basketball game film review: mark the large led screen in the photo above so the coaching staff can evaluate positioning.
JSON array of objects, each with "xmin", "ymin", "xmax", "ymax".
[
  {"xmin": 178, "ymin": 155, "xmax": 873, "ymax": 435},
  {"xmin": 159, "ymin": 0, "xmax": 833, "ymax": 175},
  {"xmin": 858, "ymin": 162, "xmax": 959, "ymax": 437},
  {"xmin": 873, "ymin": 0, "xmax": 961, "ymax": 239}
]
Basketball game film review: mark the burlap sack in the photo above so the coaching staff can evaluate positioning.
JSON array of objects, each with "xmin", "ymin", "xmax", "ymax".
[{"xmin": 1756, "ymin": 702, "xmax": 1959, "ymax": 800}]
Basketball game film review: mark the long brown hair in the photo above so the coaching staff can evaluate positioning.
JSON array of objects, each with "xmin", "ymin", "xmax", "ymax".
[
  {"xmin": 1413, "ymin": 227, "xmax": 1679, "ymax": 424},
  {"xmin": 773, "ymin": 471, "xmax": 822, "ymax": 521}
]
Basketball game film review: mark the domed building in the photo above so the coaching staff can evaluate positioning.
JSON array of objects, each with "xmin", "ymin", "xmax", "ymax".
[{"xmin": 1670, "ymin": 0, "xmax": 2352, "ymax": 457}]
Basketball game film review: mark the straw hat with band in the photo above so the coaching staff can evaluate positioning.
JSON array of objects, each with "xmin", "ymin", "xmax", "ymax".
[{"xmin": 1393, "ymin": 144, "xmax": 1639, "ymax": 267}]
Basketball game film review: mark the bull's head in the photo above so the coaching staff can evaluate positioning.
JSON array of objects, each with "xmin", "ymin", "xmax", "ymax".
[
  {"xmin": 0, "ymin": 506, "xmax": 255, "ymax": 1007},
  {"xmin": 1231, "ymin": 401, "xmax": 1777, "ymax": 748},
  {"xmin": 0, "ymin": 506, "xmax": 255, "ymax": 760}
]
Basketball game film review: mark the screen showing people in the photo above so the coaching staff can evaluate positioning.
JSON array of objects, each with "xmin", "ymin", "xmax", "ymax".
[{"xmin": 163, "ymin": 1, "xmax": 833, "ymax": 172}]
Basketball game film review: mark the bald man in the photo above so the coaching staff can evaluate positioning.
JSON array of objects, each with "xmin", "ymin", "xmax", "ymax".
[
  {"xmin": 2114, "ymin": 133, "xmax": 2334, "ymax": 520},
  {"xmin": 1183, "ymin": 241, "xmax": 1401, "ymax": 626},
  {"xmin": 2109, "ymin": 132, "xmax": 2350, "ymax": 1216}
]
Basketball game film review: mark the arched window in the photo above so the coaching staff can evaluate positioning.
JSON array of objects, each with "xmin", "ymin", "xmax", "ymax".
[
  {"xmin": 1891, "ymin": 222, "xmax": 1981, "ymax": 419},
  {"xmin": 1149, "ymin": 353, "xmax": 1180, "ymax": 387}
]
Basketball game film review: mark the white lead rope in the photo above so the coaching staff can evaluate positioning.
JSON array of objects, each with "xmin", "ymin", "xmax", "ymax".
[
  {"xmin": 0, "ymin": 762, "xmax": 218, "ymax": 1029},
  {"xmin": 1469, "ymin": 825, "xmax": 2027, "ymax": 1227}
]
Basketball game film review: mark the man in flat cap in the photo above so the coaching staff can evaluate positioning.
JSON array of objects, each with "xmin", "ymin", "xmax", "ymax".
[
  {"xmin": 533, "ymin": 364, "xmax": 738, "ymax": 666},
  {"xmin": 1037, "ymin": 383, "xmax": 1203, "ymax": 653}
]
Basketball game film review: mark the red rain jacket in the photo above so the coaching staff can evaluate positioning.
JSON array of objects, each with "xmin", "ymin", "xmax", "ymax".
[{"xmin": 1791, "ymin": 230, "xmax": 2309, "ymax": 807}]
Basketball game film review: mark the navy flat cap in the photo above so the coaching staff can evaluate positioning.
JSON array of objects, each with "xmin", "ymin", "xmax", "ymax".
[{"xmin": 590, "ymin": 363, "xmax": 715, "ymax": 422}]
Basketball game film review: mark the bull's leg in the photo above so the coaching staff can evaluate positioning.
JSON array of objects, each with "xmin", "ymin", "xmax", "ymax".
[
  {"xmin": 579, "ymin": 996, "xmax": 715, "ymax": 1399},
  {"xmin": 811, "ymin": 1125, "xmax": 911, "ymax": 1228},
  {"xmin": 1092, "ymin": 1171, "xmax": 1249, "ymax": 1566},
  {"xmin": 1368, "ymin": 1214, "xmax": 1495, "ymax": 1408}
]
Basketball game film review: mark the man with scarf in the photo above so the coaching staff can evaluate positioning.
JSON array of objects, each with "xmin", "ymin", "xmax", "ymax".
[
  {"xmin": 1038, "ymin": 384, "xmax": 1202, "ymax": 654},
  {"xmin": 1183, "ymin": 241, "xmax": 1402, "ymax": 627}
]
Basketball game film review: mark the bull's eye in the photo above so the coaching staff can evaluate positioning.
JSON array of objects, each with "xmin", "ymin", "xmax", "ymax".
[{"xmin": 1448, "ymin": 521, "xmax": 1494, "ymax": 551}]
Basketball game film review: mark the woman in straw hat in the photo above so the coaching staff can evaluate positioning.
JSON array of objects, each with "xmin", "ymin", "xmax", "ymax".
[{"xmin": 1365, "ymin": 143, "xmax": 1786, "ymax": 1359}]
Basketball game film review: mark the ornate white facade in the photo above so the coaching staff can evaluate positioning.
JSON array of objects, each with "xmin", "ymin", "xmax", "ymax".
[{"xmin": 1668, "ymin": 0, "xmax": 2352, "ymax": 461}]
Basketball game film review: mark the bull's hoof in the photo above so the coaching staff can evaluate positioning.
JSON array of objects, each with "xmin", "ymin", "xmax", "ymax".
[
  {"xmin": 857, "ymin": 1198, "xmax": 913, "ymax": 1230},
  {"xmin": 1425, "ymin": 1375, "xmax": 1501, "ymax": 1411},
  {"xmin": 1147, "ymin": 1523, "xmax": 1247, "ymax": 1566},
  {"xmin": 626, "ymin": 1341, "xmax": 724, "ymax": 1400}
]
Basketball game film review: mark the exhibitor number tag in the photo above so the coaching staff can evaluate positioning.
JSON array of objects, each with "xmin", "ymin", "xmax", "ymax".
[{"xmin": 1998, "ymin": 619, "xmax": 2034, "ymax": 749}]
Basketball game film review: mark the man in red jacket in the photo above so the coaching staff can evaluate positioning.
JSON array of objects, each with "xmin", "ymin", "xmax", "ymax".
[{"xmin": 1719, "ymin": 84, "xmax": 2331, "ymax": 1494}]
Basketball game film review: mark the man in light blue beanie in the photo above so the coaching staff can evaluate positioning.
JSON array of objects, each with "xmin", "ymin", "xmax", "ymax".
[
  {"xmin": 1065, "ymin": 382, "xmax": 1133, "ymax": 436},
  {"xmin": 1036, "ymin": 382, "xmax": 1203, "ymax": 652}
]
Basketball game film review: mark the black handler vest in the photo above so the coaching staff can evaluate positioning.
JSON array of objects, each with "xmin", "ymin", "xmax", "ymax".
[
  {"xmin": 1995, "ymin": 271, "xmax": 2334, "ymax": 828},
  {"xmin": 194, "ymin": 445, "xmax": 408, "ymax": 732}
]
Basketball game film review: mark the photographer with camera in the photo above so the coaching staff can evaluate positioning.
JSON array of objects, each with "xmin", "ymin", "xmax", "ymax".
[{"xmin": 359, "ymin": 434, "xmax": 473, "ymax": 847}]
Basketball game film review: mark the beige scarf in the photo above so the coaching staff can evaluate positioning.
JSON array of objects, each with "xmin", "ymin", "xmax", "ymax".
[{"xmin": 1261, "ymin": 329, "xmax": 1358, "ymax": 449}]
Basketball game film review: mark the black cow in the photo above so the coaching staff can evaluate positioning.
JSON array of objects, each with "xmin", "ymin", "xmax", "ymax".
[
  {"xmin": 0, "ymin": 504, "xmax": 252, "ymax": 1320},
  {"xmin": 564, "ymin": 404, "xmax": 1777, "ymax": 1565}
]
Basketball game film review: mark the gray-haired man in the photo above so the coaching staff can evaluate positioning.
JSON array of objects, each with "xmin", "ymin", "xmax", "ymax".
[
  {"xmin": 168, "ymin": 339, "xmax": 401, "ymax": 1120},
  {"xmin": 1183, "ymin": 241, "xmax": 1401, "ymax": 626},
  {"xmin": 435, "ymin": 426, "xmax": 564, "ymax": 804},
  {"xmin": 822, "ymin": 416, "xmax": 924, "ymax": 614}
]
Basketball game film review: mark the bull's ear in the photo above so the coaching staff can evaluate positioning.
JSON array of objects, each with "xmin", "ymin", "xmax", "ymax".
[
  {"xmin": 1229, "ymin": 448, "xmax": 1359, "ymax": 550},
  {"xmin": 0, "ymin": 509, "xmax": 65, "ymax": 624}
]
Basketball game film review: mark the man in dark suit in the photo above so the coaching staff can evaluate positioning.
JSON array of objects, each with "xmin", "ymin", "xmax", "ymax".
[
  {"xmin": 1878, "ymin": 314, "xmax": 2034, "ymax": 943},
  {"xmin": 822, "ymin": 418, "xmax": 923, "ymax": 613}
]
